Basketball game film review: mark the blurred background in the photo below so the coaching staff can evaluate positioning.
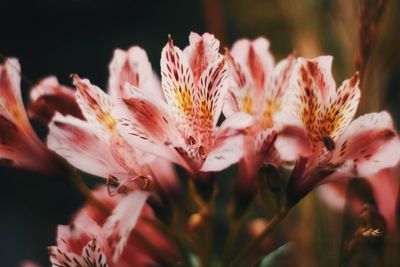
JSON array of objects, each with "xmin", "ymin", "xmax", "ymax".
[{"xmin": 0, "ymin": 0, "xmax": 399, "ymax": 266}]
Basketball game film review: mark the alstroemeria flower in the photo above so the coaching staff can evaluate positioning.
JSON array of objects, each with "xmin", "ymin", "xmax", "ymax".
[
  {"xmin": 223, "ymin": 37, "xmax": 296, "ymax": 192},
  {"xmin": 0, "ymin": 58, "xmax": 65, "ymax": 175},
  {"xmin": 47, "ymin": 47, "xmax": 179, "ymax": 194},
  {"xmin": 284, "ymin": 56, "xmax": 400, "ymax": 205},
  {"xmin": 46, "ymin": 48, "xmax": 181, "ymax": 262},
  {"xmin": 319, "ymin": 167, "xmax": 399, "ymax": 233},
  {"xmin": 49, "ymin": 187, "xmax": 177, "ymax": 266},
  {"xmin": 114, "ymin": 32, "xmax": 253, "ymax": 177}
]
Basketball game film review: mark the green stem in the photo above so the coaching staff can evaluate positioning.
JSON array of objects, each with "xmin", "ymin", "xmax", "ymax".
[
  {"xmin": 221, "ymin": 218, "xmax": 241, "ymax": 266},
  {"xmin": 201, "ymin": 198, "xmax": 215, "ymax": 267},
  {"xmin": 69, "ymin": 169, "xmax": 111, "ymax": 215},
  {"xmin": 228, "ymin": 208, "xmax": 290, "ymax": 267}
]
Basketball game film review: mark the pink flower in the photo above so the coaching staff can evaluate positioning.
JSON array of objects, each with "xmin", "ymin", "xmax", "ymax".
[
  {"xmin": 49, "ymin": 187, "xmax": 178, "ymax": 266},
  {"xmin": 284, "ymin": 56, "xmax": 400, "ymax": 205},
  {"xmin": 223, "ymin": 37, "xmax": 296, "ymax": 195},
  {"xmin": 47, "ymin": 47, "xmax": 179, "ymax": 194},
  {"xmin": 319, "ymin": 167, "xmax": 399, "ymax": 233},
  {"xmin": 0, "ymin": 58, "xmax": 65, "ymax": 175},
  {"xmin": 114, "ymin": 32, "xmax": 253, "ymax": 177}
]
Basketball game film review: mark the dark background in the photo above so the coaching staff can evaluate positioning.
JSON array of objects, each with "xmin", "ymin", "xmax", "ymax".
[{"xmin": 0, "ymin": 0, "xmax": 399, "ymax": 266}]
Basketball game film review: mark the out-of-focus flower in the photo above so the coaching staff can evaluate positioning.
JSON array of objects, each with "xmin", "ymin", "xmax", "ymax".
[
  {"xmin": 114, "ymin": 32, "xmax": 253, "ymax": 177},
  {"xmin": 319, "ymin": 167, "xmax": 399, "ymax": 233},
  {"xmin": 284, "ymin": 56, "xmax": 400, "ymax": 205},
  {"xmin": 0, "ymin": 58, "xmax": 65, "ymax": 175},
  {"xmin": 47, "ymin": 47, "xmax": 179, "ymax": 194},
  {"xmin": 28, "ymin": 76, "xmax": 83, "ymax": 124},
  {"xmin": 49, "ymin": 238, "xmax": 109, "ymax": 267},
  {"xmin": 19, "ymin": 261, "xmax": 42, "ymax": 267},
  {"xmin": 224, "ymin": 37, "xmax": 296, "ymax": 197},
  {"xmin": 49, "ymin": 187, "xmax": 178, "ymax": 266}
]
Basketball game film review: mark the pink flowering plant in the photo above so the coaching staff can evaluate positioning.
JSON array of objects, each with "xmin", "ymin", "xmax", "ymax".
[{"xmin": 2, "ymin": 31, "xmax": 400, "ymax": 267}]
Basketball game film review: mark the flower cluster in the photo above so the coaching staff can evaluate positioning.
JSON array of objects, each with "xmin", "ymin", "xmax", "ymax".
[{"xmin": 2, "ymin": 32, "xmax": 399, "ymax": 267}]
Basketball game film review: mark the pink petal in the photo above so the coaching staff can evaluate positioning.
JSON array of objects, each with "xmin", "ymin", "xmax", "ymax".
[
  {"xmin": 201, "ymin": 134, "xmax": 244, "ymax": 172},
  {"xmin": 110, "ymin": 133, "xmax": 155, "ymax": 177},
  {"xmin": 273, "ymin": 98, "xmax": 312, "ymax": 161},
  {"xmin": 75, "ymin": 186, "xmax": 120, "ymax": 227},
  {"xmin": 332, "ymin": 111, "xmax": 400, "ymax": 176},
  {"xmin": 73, "ymin": 75, "xmax": 116, "ymax": 137},
  {"xmin": 108, "ymin": 46, "xmax": 163, "ymax": 99},
  {"xmin": 274, "ymin": 124, "xmax": 311, "ymax": 161},
  {"xmin": 0, "ymin": 112, "xmax": 58, "ymax": 174},
  {"xmin": 202, "ymin": 112, "xmax": 253, "ymax": 173},
  {"xmin": 184, "ymin": 32, "xmax": 221, "ymax": 83},
  {"xmin": 56, "ymin": 215, "xmax": 104, "ymax": 255},
  {"xmin": 30, "ymin": 76, "xmax": 75, "ymax": 102},
  {"xmin": 148, "ymin": 157, "xmax": 180, "ymax": 195},
  {"xmin": 325, "ymin": 73, "xmax": 360, "ymax": 139},
  {"xmin": 290, "ymin": 56, "xmax": 354, "ymax": 145},
  {"xmin": 47, "ymin": 113, "xmax": 125, "ymax": 178},
  {"xmin": 240, "ymin": 129, "xmax": 278, "ymax": 180},
  {"xmin": 267, "ymin": 54, "xmax": 296, "ymax": 101},
  {"xmin": 296, "ymin": 56, "xmax": 336, "ymax": 104},
  {"xmin": 160, "ymin": 36, "xmax": 196, "ymax": 130},
  {"xmin": 198, "ymin": 57, "xmax": 228, "ymax": 129},
  {"xmin": 28, "ymin": 76, "xmax": 83, "ymax": 124},
  {"xmin": 320, "ymin": 167, "xmax": 400, "ymax": 233},
  {"xmin": 231, "ymin": 37, "xmax": 274, "ymax": 93},
  {"xmin": 223, "ymin": 50, "xmax": 248, "ymax": 118},
  {"xmin": 291, "ymin": 59, "xmax": 325, "ymax": 138},
  {"xmin": 201, "ymin": 113, "xmax": 253, "ymax": 171},
  {"xmin": 49, "ymin": 239, "xmax": 109, "ymax": 267},
  {"xmin": 357, "ymin": 136, "xmax": 400, "ymax": 177},
  {"xmin": 317, "ymin": 181, "xmax": 347, "ymax": 211},
  {"xmin": 248, "ymin": 37, "xmax": 274, "ymax": 91},
  {"xmin": 112, "ymin": 97, "xmax": 189, "ymax": 170},
  {"xmin": 366, "ymin": 168, "xmax": 400, "ymax": 233},
  {"xmin": 219, "ymin": 112, "xmax": 254, "ymax": 132},
  {"xmin": 0, "ymin": 58, "xmax": 34, "ymax": 133},
  {"xmin": 102, "ymin": 190, "xmax": 149, "ymax": 262}
]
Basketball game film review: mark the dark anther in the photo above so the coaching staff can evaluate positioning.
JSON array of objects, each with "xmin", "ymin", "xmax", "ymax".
[
  {"xmin": 322, "ymin": 135, "xmax": 336, "ymax": 151},
  {"xmin": 198, "ymin": 145, "xmax": 205, "ymax": 156},
  {"xmin": 188, "ymin": 135, "xmax": 196, "ymax": 145},
  {"xmin": 107, "ymin": 175, "xmax": 120, "ymax": 196}
]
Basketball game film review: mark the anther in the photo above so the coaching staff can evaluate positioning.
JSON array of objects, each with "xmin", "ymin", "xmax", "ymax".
[
  {"xmin": 198, "ymin": 145, "xmax": 205, "ymax": 156},
  {"xmin": 107, "ymin": 175, "xmax": 120, "ymax": 196},
  {"xmin": 188, "ymin": 136, "xmax": 196, "ymax": 145},
  {"xmin": 322, "ymin": 135, "xmax": 336, "ymax": 151}
]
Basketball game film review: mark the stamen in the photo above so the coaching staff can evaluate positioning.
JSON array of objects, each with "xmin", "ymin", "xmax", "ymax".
[
  {"xmin": 198, "ymin": 145, "xmax": 205, "ymax": 156},
  {"xmin": 322, "ymin": 135, "xmax": 335, "ymax": 151},
  {"xmin": 106, "ymin": 175, "xmax": 120, "ymax": 196},
  {"xmin": 117, "ymin": 185, "xmax": 127, "ymax": 194},
  {"xmin": 136, "ymin": 175, "xmax": 152, "ymax": 190},
  {"xmin": 188, "ymin": 135, "xmax": 196, "ymax": 145}
]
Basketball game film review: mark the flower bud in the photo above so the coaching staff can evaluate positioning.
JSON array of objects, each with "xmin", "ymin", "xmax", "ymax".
[{"xmin": 188, "ymin": 213, "xmax": 205, "ymax": 231}]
